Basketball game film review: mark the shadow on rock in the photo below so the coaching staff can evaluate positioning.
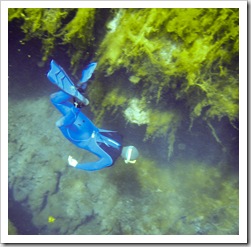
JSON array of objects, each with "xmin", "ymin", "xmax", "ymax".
[
  {"xmin": 108, "ymin": 161, "xmax": 142, "ymax": 198},
  {"xmin": 8, "ymin": 188, "xmax": 40, "ymax": 235}
]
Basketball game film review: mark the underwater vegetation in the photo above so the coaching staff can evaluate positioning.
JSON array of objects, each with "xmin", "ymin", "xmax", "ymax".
[
  {"xmin": 8, "ymin": 8, "xmax": 239, "ymax": 235},
  {"xmin": 8, "ymin": 8, "xmax": 101, "ymax": 74},
  {"xmin": 94, "ymin": 8, "xmax": 239, "ymax": 158},
  {"xmin": 8, "ymin": 8, "xmax": 239, "ymax": 160}
]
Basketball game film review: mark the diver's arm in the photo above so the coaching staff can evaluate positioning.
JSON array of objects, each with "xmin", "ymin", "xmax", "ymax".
[
  {"xmin": 68, "ymin": 136, "xmax": 113, "ymax": 171},
  {"xmin": 68, "ymin": 154, "xmax": 113, "ymax": 171}
]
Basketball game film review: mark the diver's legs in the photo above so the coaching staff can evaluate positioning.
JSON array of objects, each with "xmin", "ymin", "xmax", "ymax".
[
  {"xmin": 55, "ymin": 107, "xmax": 80, "ymax": 127},
  {"xmin": 50, "ymin": 90, "xmax": 73, "ymax": 115}
]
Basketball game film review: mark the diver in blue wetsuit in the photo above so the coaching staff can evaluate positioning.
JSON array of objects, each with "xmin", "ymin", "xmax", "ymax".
[{"xmin": 47, "ymin": 60, "xmax": 139, "ymax": 171}]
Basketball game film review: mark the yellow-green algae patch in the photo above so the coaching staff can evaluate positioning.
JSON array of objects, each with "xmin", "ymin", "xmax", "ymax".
[{"xmin": 8, "ymin": 8, "xmax": 239, "ymax": 159}]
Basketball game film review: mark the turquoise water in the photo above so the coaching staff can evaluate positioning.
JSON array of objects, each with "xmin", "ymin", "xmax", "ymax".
[{"xmin": 8, "ymin": 23, "xmax": 239, "ymax": 236}]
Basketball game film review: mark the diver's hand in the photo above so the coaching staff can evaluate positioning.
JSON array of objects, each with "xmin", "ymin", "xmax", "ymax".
[
  {"xmin": 68, "ymin": 155, "xmax": 78, "ymax": 167},
  {"xmin": 73, "ymin": 97, "xmax": 89, "ymax": 108}
]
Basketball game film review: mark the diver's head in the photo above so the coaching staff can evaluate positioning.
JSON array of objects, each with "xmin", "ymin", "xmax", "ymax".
[{"xmin": 121, "ymin": 146, "xmax": 139, "ymax": 164}]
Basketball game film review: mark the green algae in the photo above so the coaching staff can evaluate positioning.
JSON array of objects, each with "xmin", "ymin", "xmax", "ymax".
[
  {"xmin": 145, "ymin": 109, "xmax": 181, "ymax": 159},
  {"xmin": 8, "ymin": 8, "xmax": 239, "ymax": 159},
  {"xmin": 96, "ymin": 8, "xmax": 239, "ymax": 122},
  {"xmin": 9, "ymin": 8, "xmax": 97, "ymax": 72},
  {"xmin": 94, "ymin": 8, "xmax": 239, "ymax": 151}
]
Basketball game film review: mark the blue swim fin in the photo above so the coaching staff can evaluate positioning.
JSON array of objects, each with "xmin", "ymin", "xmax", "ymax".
[
  {"xmin": 47, "ymin": 60, "xmax": 85, "ymax": 102},
  {"xmin": 80, "ymin": 62, "xmax": 97, "ymax": 83},
  {"xmin": 76, "ymin": 62, "xmax": 97, "ymax": 90}
]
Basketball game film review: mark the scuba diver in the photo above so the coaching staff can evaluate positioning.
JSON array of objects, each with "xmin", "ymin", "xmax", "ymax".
[{"xmin": 47, "ymin": 60, "xmax": 139, "ymax": 171}]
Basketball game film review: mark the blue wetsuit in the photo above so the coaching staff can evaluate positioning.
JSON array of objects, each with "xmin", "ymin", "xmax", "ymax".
[{"xmin": 47, "ymin": 60, "xmax": 122, "ymax": 171}]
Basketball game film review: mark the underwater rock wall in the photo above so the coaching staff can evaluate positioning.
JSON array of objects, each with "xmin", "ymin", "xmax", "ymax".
[
  {"xmin": 8, "ymin": 8, "xmax": 239, "ymax": 235},
  {"xmin": 93, "ymin": 8, "xmax": 239, "ymax": 161},
  {"xmin": 8, "ymin": 8, "xmax": 239, "ymax": 160},
  {"xmin": 8, "ymin": 94, "xmax": 117, "ymax": 234},
  {"xmin": 8, "ymin": 94, "xmax": 239, "ymax": 234},
  {"xmin": 95, "ymin": 8, "xmax": 239, "ymax": 120},
  {"xmin": 8, "ymin": 83, "xmax": 238, "ymax": 235}
]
